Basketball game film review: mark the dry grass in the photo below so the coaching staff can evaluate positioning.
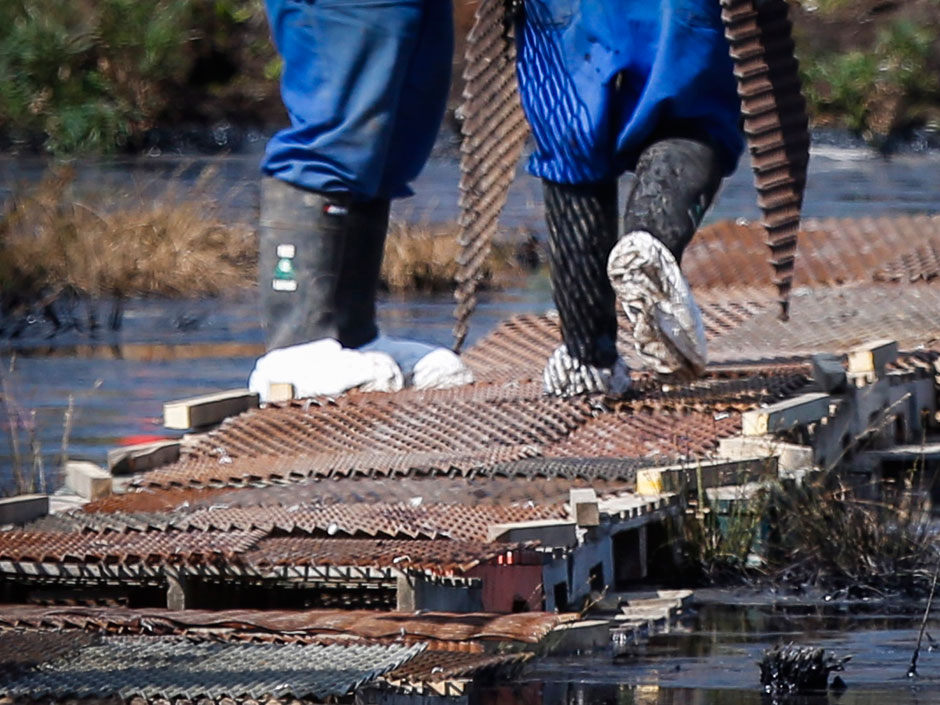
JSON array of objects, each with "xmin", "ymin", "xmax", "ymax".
[
  {"xmin": 381, "ymin": 220, "xmax": 529, "ymax": 294},
  {"xmin": 764, "ymin": 474, "xmax": 938, "ymax": 595},
  {"xmin": 0, "ymin": 170, "xmax": 532, "ymax": 328},
  {"xmin": 0, "ymin": 167, "xmax": 256, "ymax": 315}
]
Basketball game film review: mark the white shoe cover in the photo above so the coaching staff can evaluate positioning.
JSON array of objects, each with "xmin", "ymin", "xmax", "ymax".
[
  {"xmin": 360, "ymin": 334, "xmax": 474, "ymax": 390},
  {"xmin": 607, "ymin": 230, "xmax": 707, "ymax": 376},
  {"xmin": 248, "ymin": 338, "xmax": 404, "ymax": 401},
  {"xmin": 542, "ymin": 344, "xmax": 632, "ymax": 397}
]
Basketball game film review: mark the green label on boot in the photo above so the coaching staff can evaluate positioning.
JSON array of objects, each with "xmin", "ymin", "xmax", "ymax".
[{"xmin": 272, "ymin": 250, "xmax": 297, "ymax": 291}]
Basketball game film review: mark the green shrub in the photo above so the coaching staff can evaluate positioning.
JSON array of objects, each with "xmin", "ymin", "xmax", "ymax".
[
  {"xmin": 0, "ymin": 0, "xmax": 270, "ymax": 154},
  {"xmin": 801, "ymin": 19, "xmax": 939, "ymax": 137}
]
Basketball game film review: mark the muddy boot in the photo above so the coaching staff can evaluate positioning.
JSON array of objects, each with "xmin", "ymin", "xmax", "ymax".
[
  {"xmin": 258, "ymin": 177, "xmax": 349, "ymax": 350},
  {"xmin": 335, "ymin": 197, "xmax": 390, "ymax": 349},
  {"xmin": 337, "ymin": 197, "xmax": 474, "ymax": 389},
  {"xmin": 608, "ymin": 139, "xmax": 721, "ymax": 377},
  {"xmin": 249, "ymin": 178, "xmax": 402, "ymax": 400},
  {"xmin": 542, "ymin": 179, "xmax": 632, "ymax": 397}
]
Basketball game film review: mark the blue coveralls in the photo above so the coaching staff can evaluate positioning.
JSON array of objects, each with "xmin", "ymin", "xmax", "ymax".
[
  {"xmin": 261, "ymin": 0, "xmax": 453, "ymax": 199},
  {"xmin": 261, "ymin": 0, "xmax": 742, "ymax": 197},
  {"xmin": 517, "ymin": 0, "xmax": 744, "ymax": 183}
]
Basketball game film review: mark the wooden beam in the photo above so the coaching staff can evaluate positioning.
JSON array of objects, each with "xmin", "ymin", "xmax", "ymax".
[
  {"xmin": 847, "ymin": 339, "xmax": 898, "ymax": 377},
  {"xmin": 163, "ymin": 389, "xmax": 259, "ymax": 430},
  {"xmin": 108, "ymin": 439, "xmax": 180, "ymax": 475},
  {"xmin": 742, "ymin": 393, "xmax": 830, "ymax": 436}
]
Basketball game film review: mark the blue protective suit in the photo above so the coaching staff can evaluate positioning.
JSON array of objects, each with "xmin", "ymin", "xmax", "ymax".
[
  {"xmin": 516, "ymin": 0, "xmax": 744, "ymax": 184},
  {"xmin": 261, "ymin": 0, "xmax": 453, "ymax": 199}
]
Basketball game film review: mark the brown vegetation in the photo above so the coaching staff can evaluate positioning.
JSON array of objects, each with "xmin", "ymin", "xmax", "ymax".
[
  {"xmin": 0, "ymin": 167, "xmax": 255, "ymax": 312},
  {"xmin": 0, "ymin": 171, "xmax": 529, "ymax": 324}
]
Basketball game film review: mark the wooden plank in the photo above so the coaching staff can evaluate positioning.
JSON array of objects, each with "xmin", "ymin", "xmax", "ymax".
[
  {"xmin": 108, "ymin": 440, "xmax": 180, "ymax": 475},
  {"xmin": 742, "ymin": 392, "xmax": 830, "ymax": 436},
  {"xmin": 64, "ymin": 461, "xmax": 112, "ymax": 500},
  {"xmin": 267, "ymin": 383, "xmax": 295, "ymax": 403},
  {"xmin": 847, "ymin": 339, "xmax": 898, "ymax": 376},
  {"xmin": 0, "ymin": 495, "xmax": 48, "ymax": 525},
  {"xmin": 163, "ymin": 389, "xmax": 259, "ymax": 430}
]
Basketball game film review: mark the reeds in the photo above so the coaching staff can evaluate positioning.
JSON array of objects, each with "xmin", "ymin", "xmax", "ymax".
[
  {"xmin": 0, "ymin": 166, "xmax": 256, "ymax": 320},
  {"xmin": 0, "ymin": 169, "xmax": 532, "ymax": 329},
  {"xmin": 380, "ymin": 219, "xmax": 529, "ymax": 294}
]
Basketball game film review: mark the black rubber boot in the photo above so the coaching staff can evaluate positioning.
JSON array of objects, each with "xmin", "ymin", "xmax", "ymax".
[
  {"xmin": 543, "ymin": 179, "xmax": 620, "ymax": 369},
  {"xmin": 622, "ymin": 138, "xmax": 723, "ymax": 263},
  {"xmin": 335, "ymin": 197, "xmax": 390, "ymax": 349},
  {"xmin": 258, "ymin": 177, "xmax": 351, "ymax": 351}
]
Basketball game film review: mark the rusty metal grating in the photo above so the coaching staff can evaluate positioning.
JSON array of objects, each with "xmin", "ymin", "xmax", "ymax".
[
  {"xmin": 685, "ymin": 216, "xmax": 940, "ymax": 293},
  {"xmin": 386, "ymin": 649, "xmax": 531, "ymax": 684},
  {"xmin": 60, "ymin": 503, "xmax": 565, "ymax": 542},
  {"xmin": 0, "ymin": 529, "xmax": 265, "ymax": 565},
  {"xmin": 721, "ymin": 0, "xmax": 810, "ymax": 318},
  {"xmin": 132, "ymin": 388, "xmax": 595, "ymax": 490},
  {"xmin": 241, "ymin": 538, "xmax": 537, "ymax": 575},
  {"xmin": 708, "ymin": 284, "xmax": 940, "ymax": 361},
  {"xmin": 0, "ymin": 605, "xmax": 578, "ymax": 645},
  {"xmin": 80, "ymin": 474, "xmax": 628, "ymax": 517},
  {"xmin": 545, "ymin": 411, "xmax": 742, "ymax": 462}
]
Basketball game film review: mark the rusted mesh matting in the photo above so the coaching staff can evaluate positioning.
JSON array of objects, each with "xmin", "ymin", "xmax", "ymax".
[
  {"xmin": 0, "ymin": 606, "xmax": 578, "ymax": 645},
  {"xmin": 684, "ymin": 216, "xmax": 940, "ymax": 293},
  {"xmin": 131, "ymin": 387, "xmax": 757, "ymax": 491},
  {"xmin": 121, "ymin": 216, "xmax": 940, "ymax": 492},
  {"xmin": 56, "ymin": 503, "xmax": 566, "ymax": 542}
]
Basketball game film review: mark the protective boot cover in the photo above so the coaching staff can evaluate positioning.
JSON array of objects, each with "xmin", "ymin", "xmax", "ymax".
[
  {"xmin": 542, "ymin": 179, "xmax": 631, "ymax": 397},
  {"xmin": 258, "ymin": 177, "xmax": 349, "ymax": 351},
  {"xmin": 248, "ymin": 339, "xmax": 404, "ymax": 401},
  {"xmin": 360, "ymin": 335, "xmax": 475, "ymax": 390},
  {"xmin": 543, "ymin": 343, "xmax": 632, "ymax": 398},
  {"xmin": 607, "ymin": 230, "xmax": 707, "ymax": 377}
]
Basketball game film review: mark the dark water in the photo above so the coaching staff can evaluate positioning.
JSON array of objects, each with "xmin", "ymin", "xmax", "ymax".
[
  {"xmin": 496, "ymin": 604, "xmax": 940, "ymax": 705},
  {"xmin": 1, "ymin": 142, "xmax": 939, "ymax": 486}
]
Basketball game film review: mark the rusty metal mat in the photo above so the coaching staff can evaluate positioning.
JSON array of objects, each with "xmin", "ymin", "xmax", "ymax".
[
  {"xmin": 385, "ymin": 649, "xmax": 532, "ymax": 684},
  {"xmin": 241, "ymin": 538, "xmax": 538, "ymax": 575},
  {"xmin": 707, "ymin": 284, "xmax": 940, "ymax": 361},
  {"xmin": 684, "ymin": 216, "xmax": 940, "ymax": 293},
  {"xmin": 78, "ymin": 475, "xmax": 630, "ymax": 517},
  {"xmin": 0, "ymin": 605, "xmax": 578, "ymax": 645},
  {"xmin": 59, "ymin": 503, "xmax": 564, "ymax": 542},
  {"xmin": 547, "ymin": 411, "xmax": 742, "ymax": 462},
  {"xmin": 0, "ymin": 634, "xmax": 425, "ymax": 702},
  {"xmin": 0, "ymin": 529, "xmax": 265, "ymax": 565},
  {"xmin": 127, "ymin": 373, "xmax": 804, "ymax": 491},
  {"xmin": 132, "ymin": 387, "xmax": 595, "ymax": 490}
]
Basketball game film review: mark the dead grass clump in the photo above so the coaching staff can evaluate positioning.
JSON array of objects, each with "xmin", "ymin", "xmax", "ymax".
[
  {"xmin": 765, "ymin": 474, "xmax": 937, "ymax": 595},
  {"xmin": 381, "ymin": 219, "xmax": 531, "ymax": 294},
  {"xmin": 0, "ymin": 167, "xmax": 255, "ymax": 318}
]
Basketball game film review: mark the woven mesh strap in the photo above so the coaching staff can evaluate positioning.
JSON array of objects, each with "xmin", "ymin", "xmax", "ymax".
[{"xmin": 453, "ymin": 0, "xmax": 529, "ymax": 351}]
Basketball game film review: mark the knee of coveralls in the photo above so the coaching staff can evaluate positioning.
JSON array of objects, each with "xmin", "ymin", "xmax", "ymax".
[
  {"xmin": 261, "ymin": 0, "xmax": 447, "ymax": 200},
  {"xmin": 515, "ymin": 0, "xmax": 743, "ymax": 186}
]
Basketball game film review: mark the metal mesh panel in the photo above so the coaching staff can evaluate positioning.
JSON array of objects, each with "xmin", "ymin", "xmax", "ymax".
[
  {"xmin": 721, "ymin": 0, "xmax": 810, "ymax": 318},
  {"xmin": 454, "ymin": 0, "xmax": 529, "ymax": 350}
]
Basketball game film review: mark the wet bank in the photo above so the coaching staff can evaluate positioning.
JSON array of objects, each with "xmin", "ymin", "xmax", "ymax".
[{"xmin": 2, "ymin": 141, "xmax": 940, "ymax": 488}]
